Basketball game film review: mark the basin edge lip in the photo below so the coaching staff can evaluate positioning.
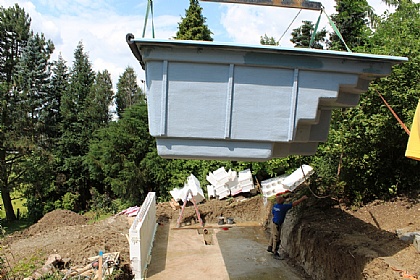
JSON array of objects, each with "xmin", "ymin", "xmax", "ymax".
[{"xmin": 127, "ymin": 36, "xmax": 408, "ymax": 64}]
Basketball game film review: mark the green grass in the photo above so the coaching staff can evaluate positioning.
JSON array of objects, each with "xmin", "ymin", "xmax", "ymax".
[
  {"xmin": 0, "ymin": 192, "xmax": 31, "ymax": 235},
  {"xmin": 0, "ymin": 219, "xmax": 33, "ymax": 235},
  {"xmin": 84, "ymin": 211, "xmax": 113, "ymax": 224},
  {"xmin": 0, "ymin": 192, "xmax": 28, "ymax": 220}
]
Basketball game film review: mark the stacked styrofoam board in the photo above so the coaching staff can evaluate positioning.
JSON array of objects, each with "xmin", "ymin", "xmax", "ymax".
[
  {"xmin": 238, "ymin": 169, "xmax": 254, "ymax": 193},
  {"xmin": 207, "ymin": 185, "xmax": 216, "ymax": 199},
  {"xmin": 261, "ymin": 175, "xmax": 288, "ymax": 198},
  {"xmin": 282, "ymin": 165, "xmax": 314, "ymax": 191},
  {"xmin": 169, "ymin": 174, "xmax": 205, "ymax": 204},
  {"xmin": 206, "ymin": 167, "xmax": 255, "ymax": 199},
  {"xmin": 261, "ymin": 165, "xmax": 314, "ymax": 198},
  {"xmin": 206, "ymin": 167, "xmax": 235, "ymax": 199},
  {"xmin": 183, "ymin": 174, "xmax": 205, "ymax": 203}
]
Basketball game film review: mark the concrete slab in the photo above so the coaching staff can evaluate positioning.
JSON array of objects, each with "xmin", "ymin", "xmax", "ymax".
[{"xmin": 146, "ymin": 221, "xmax": 303, "ymax": 280}]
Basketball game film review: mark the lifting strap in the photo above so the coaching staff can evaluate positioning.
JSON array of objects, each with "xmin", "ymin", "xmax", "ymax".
[
  {"xmin": 142, "ymin": 0, "xmax": 155, "ymax": 38},
  {"xmin": 310, "ymin": 7, "xmax": 352, "ymax": 53},
  {"xmin": 376, "ymin": 89, "xmax": 410, "ymax": 135},
  {"xmin": 309, "ymin": 9, "xmax": 322, "ymax": 48}
]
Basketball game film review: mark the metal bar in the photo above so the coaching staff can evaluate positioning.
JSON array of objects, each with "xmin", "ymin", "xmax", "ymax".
[
  {"xmin": 288, "ymin": 69, "xmax": 299, "ymax": 141},
  {"xmin": 201, "ymin": 0, "xmax": 322, "ymax": 11},
  {"xmin": 224, "ymin": 64, "xmax": 235, "ymax": 139}
]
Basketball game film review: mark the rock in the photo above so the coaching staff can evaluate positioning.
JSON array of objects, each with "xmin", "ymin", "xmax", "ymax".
[
  {"xmin": 397, "ymin": 231, "xmax": 420, "ymax": 243},
  {"xmin": 413, "ymin": 235, "xmax": 420, "ymax": 252},
  {"xmin": 32, "ymin": 271, "xmax": 43, "ymax": 279},
  {"xmin": 40, "ymin": 264, "xmax": 53, "ymax": 274}
]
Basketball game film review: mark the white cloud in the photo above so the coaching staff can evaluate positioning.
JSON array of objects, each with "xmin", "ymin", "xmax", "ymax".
[{"xmin": 218, "ymin": 0, "xmax": 399, "ymax": 46}]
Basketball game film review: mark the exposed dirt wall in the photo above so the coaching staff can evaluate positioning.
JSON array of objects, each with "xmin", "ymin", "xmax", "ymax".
[{"xmin": 280, "ymin": 198, "xmax": 420, "ymax": 280}]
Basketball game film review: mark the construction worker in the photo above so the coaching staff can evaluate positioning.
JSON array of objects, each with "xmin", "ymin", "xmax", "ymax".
[
  {"xmin": 267, "ymin": 193, "xmax": 308, "ymax": 260},
  {"xmin": 406, "ymin": 100, "xmax": 420, "ymax": 161}
]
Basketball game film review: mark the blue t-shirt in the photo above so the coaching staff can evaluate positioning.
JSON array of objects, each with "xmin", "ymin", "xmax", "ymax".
[{"xmin": 272, "ymin": 203, "xmax": 293, "ymax": 225}]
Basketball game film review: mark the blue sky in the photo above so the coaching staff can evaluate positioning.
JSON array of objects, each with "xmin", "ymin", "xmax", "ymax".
[{"xmin": 0, "ymin": 0, "xmax": 405, "ymax": 88}]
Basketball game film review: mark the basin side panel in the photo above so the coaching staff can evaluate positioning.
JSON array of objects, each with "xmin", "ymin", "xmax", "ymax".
[
  {"xmin": 231, "ymin": 66, "xmax": 295, "ymax": 141},
  {"xmin": 166, "ymin": 62, "xmax": 230, "ymax": 138}
]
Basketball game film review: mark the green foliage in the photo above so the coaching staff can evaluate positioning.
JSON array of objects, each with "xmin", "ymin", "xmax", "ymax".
[
  {"xmin": 0, "ymin": 5, "xmax": 34, "ymax": 221},
  {"xmin": 291, "ymin": 20, "xmax": 327, "ymax": 49},
  {"xmin": 116, "ymin": 66, "xmax": 142, "ymax": 119},
  {"xmin": 9, "ymin": 250, "xmax": 44, "ymax": 278},
  {"xmin": 175, "ymin": 0, "xmax": 213, "ymax": 41},
  {"xmin": 86, "ymin": 103, "xmax": 154, "ymax": 205},
  {"xmin": 89, "ymin": 187, "xmax": 113, "ymax": 214},
  {"xmin": 329, "ymin": 0, "xmax": 371, "ymax": 51},
  {"xmin": 310, "ymin": 1, "xmax": 420, "ymax": 203},
  {"xmin": 62, "ymin": 192, "xmax": 80, "ymax": 211},
  {"xmin": 260, "ymin": 34, "xmax": 279, "ymax": 46}
]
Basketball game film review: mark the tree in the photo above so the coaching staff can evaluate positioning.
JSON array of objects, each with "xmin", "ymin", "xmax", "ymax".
[
  {"xmin": 291, "ymin": 20, "xmax": 327, "ymax": 49},
  {"xmin": 329, "ymin": 0, "xmax": 371, "ymax": 51},
  {"xmin": 175, "ymin": 0, "xmax": 213, "ymax": 41},
  {"xmin": 86, "ymin": 103, "xmax": 155, "ymax": 204},
  {"xmin": 0, "ymin": 4, "xmax": 31, "ymax": 83},
  {"xmin": 311, "ymin": 1, "xmax": 420, "ymax": 203},
  {"xmin": 85, "ymin": 70, "xmax": 114, "ymax": 130},
  {"xmin": 14, "ymin": 32, "xmax": 54, "ymax": 142},
  {"xmin": 115, "ymin": 66, "xmax": 142, "ymax": 119},
  {"xmin": 43, "ymin": 54, "xmax": 68, "ymax": 147},
  {"xmin": 58, "ymin": 42, "xmax": 95, "ymax": 207},
  {"xmin": 0, "ymin": 4, "xmax": 31, "ymax": 221},
  {"xmin": 260, "ymin": 34, "xmax": 279, "ymax": 46}
]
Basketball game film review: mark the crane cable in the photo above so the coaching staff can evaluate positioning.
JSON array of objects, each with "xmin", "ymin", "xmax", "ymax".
[{"xmin": 279, "ymin": 9, "xmax": 302, "ymax": 44}]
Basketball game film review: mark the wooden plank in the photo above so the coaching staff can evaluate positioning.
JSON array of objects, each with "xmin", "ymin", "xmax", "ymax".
[{"xmin": 200, "ymin": 0, "xmax": 322, "ymax": 11}]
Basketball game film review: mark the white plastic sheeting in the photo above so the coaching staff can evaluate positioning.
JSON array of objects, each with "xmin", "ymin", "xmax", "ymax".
[
  {"xmin": 261, "ymin": 165, "xmax": 314, "ymax": 198},
  {"xmin": 129, "ymin": 192, "xmax": 157, "ymax": 280}
]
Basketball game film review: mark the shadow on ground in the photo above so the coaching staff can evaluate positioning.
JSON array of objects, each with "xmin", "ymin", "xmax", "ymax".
[
  {"xmin": 217, "ymin": 226, "xmax": 304, "ymax": 280},
  {"xmin": 145, "ymin": 220, "xmax": 170, "ymax": 278}
]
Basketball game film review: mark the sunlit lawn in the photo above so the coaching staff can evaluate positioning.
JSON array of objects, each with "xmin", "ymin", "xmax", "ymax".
[{"xmin": 0, "ymin": 192, "xmax": 31, "ymax": 235}]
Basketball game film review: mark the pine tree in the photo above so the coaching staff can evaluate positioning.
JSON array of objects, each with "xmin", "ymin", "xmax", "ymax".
[
  {"xmin": 85, "ymin": 70, "xmax": 114, "ymax": 129},
  {"xmin": 260, "ymin": 34, "xmax": 279, "ymax": 46},
  {"xmin": 0, "ymin": 4, "xmax": 31, "ymax": 221},
  {"xmin": 0, "ymin": 4, "xmax": 31, "ymax": 83},
  {"xmin": 58, "ymin": 42, "xmax": 95, "ymax": 207},
  {"xmin": 329, "ymin": 0, "xmax": 371, "ymax": 51},
  {"xmin": 175, "ymin": 0, "xmax": 213, "ymax": 41},
  {"xmin": 115, "ymin": 66, "xmax": 142, "ymax": 119},
  {"xmin": 15, "ymin": 33, "xmax": 54, "ymax": 142},
  {"xmin": 44, "ymin": 54, "xmax": 68, "ymax": 147},
  {"xmin": 291, "ymin": 21, "xmax": 327, "ymax": 49}
]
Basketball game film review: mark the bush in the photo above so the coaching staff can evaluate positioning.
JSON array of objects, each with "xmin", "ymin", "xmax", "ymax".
[{"xmin": 62, "ymin": 192, "xmax": 80, "ymax": 211}]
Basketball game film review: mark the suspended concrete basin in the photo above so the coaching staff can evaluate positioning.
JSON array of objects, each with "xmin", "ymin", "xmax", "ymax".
[{"xmin": 126, "ymin": 35, "xmax": 407, "ymax": 161}]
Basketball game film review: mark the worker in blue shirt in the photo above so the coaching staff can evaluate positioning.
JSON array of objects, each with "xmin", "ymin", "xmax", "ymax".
[{"xmin": 268, "ymin": 193, "xmax": 308, "ymax": 259}]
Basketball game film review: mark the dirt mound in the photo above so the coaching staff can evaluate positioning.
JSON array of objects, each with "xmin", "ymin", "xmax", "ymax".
[
  {"xmin": 25, "ymin": 209, "xmax": 88, "ymax": 236},
  {"xmin": 1, "ymin": 214, "xmax": 131, "ymax": 278},
  {"xmin": 157, "ymin": 195, "xmax": 270, "ymax": 225}
]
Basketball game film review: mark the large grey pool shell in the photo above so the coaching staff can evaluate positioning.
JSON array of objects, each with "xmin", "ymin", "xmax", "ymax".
[{"xmin": 127, "ymin": 35, "xmax": 407, "ymax": 161}]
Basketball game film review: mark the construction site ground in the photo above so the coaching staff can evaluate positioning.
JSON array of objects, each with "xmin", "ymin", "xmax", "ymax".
[
  {"xmin": 146, "ymin": 221, "xmax": 302, "ymax": 280},
  {"xmin": 0, "ymin": 195, "xmax": 419, "ymax": 279}
]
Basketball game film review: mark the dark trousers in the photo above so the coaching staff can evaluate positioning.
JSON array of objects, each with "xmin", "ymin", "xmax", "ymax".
[{"xmin": 268, "ymin": 220, "xmax": 281, "ymax": 253}]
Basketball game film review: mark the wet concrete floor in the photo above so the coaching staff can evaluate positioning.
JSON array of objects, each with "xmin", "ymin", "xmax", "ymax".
[{"xmin": 146, "ymin": 222, "xmax": 303, "ymax": 280}]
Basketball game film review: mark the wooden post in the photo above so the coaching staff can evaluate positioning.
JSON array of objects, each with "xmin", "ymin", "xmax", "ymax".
[{"xmin": 97, "ymin": 251, "xmax": 103, "ymax": 280}]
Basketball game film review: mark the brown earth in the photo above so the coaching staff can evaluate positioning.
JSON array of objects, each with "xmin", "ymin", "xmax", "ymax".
[{"xmin": 1, "ymin": 195, "xmax": 419, "ymax": 279}]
